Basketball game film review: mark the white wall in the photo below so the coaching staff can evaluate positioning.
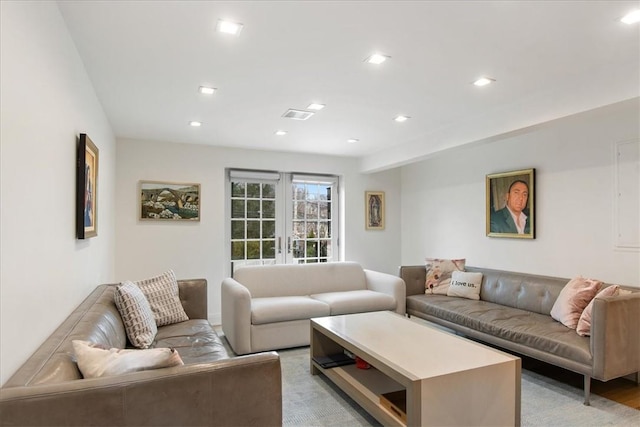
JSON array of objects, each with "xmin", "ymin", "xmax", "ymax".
[
  {"xmin": 401, "ymin": 98, "xmax": 640, "ymax": 286},
  {"xmin": 0, "ymin": 2, "xmax": 116, "ymax": 385},
  {"xmin": 115, "ymin": 139, "xmax": 401, "ymax": 323}
]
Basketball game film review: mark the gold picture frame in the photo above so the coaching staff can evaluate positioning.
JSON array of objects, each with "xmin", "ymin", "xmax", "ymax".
[
  {"xmin": 365, "ymin": 191, "xmax": 385, "ymax": 230},
  {"xmin": 486, "ymin": 168, "xmax": 535, "ymax": 239},
  {"xmin": 139, "ymin": 180, "xmax": 201, "ymax": 221}
]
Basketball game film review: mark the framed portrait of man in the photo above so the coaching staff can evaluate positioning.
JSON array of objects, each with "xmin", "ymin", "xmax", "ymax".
[{"xmin": 486, "ymin": 168, "xmax": 535, "ymax": 239}]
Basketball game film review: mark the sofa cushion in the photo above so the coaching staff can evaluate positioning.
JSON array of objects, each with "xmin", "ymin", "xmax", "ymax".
[
  {"xmin": 447, "ymin": 271, "xmax": 483, "ymax": 300},
  {"xmin": 134, "ymin": 270, "xmax": 189, "ymax": 326},
  {"xmin": 550, "ymin": 276, "xmax": 602, "ymax": 329},
  {"xmin": 425, "ymin": 258, "xmax": 465, "ymax": 295},
  {"xmin": 407, "ymin": 295, "xmax": 592, "ymax": 365},
  {"xmin": 311, "ymin": 290, "xmax": 396, "ymax": 315},
  {"xmin": 114, "ymin": 281, "xmax": 158, "ymax": 348},
  {"xmin": 154, "ymin": 319, "xmax": 229, "ymax": 364},
  {"xmin": 72, "ymin": 340, "xmax": 183, "ymax": 379},
  {"xmin": 576, "ymin": 285, "xmax": 620, "ymax": 337},
  {"xmin": 251, "ymin": 296, "xmax": 330, "ymax": 325}
]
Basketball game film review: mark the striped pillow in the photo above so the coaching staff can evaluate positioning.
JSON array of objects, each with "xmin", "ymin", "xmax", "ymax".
[
  {"xmin": 135, "ymin": 270, "xmax": 189, "ymax": 326},
  {"xmin": 114, "ymin": 281, "xmax": 157, "ymax": 348}
]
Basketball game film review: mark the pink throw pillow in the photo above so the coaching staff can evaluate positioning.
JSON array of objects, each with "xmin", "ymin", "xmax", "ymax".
[
  {"xmin": 550, "ymin": 277, "xmax": 602, "ymax": 329},
  {"xmin": 576, "ymin": 285, "xmax": 620, "ymax": 336}
]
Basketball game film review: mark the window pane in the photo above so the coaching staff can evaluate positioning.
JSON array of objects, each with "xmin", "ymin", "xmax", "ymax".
[
  {"xmin": 231, "ymin": 200, "xmax": 245, "ymax": 218},
  {"xmin": 307, "ymin": 184, "xmax": 319, "ymax": 201},
  {"xmin": 318, "ymin": 222, "xmax": 329, "ymax": 238},
  {"xmin": 231, "ymin": 241, "xmax": 245, "ymax": 260},
  {"xmin": 293, "ymin": 184, "xmax": 305, "ymax": 200},
  {"xmin": 294, "ymin": 201, "xmax": 305, "ymax": 219},
  {"xmin": 231, "ymin": 182, "xmax": 245, "ymax": 197},
  {"xmin": 306, "ymin": 202, "xmax": 318, "ymax": 219},
  {"xmin": 262, "ymin": 183, "xmax": 275, "ymax": 199},
  {"xmin": 306, "ymin": 222, "xmax": 317, "ymax": 238},
  {"xmin": 247, "ymin": 220, "xmax": 260, "ymax": 239},
  {"xmin": 320, "ymin": 240, "xmax": 329, "ymax": 257},
  {"xmin": 292, "ymin": 240, "xmax": 304, "ymax": 258},
  {"xmin": 247, "ymin": 241, "xmax": 260, "ymax": 259},
  {"xmin": 319, "ymin": 202, "xmax": 329, "ymax": 219},
  {"xmin": 293, "ymin": 221, "xmax": 305, "ymax": 238},
  {"xmin": 262, "ymin": 200, "xmax": 275, "ymax": 218},
  {"xmin": 262, "ymin": 240, "xmax": 275, "ymax": 258},
  {"xmin": 262, "ymin": 220, "xmax": 275, "ymax": 239},
  {"xmin": 231, "ymin": 220, "xmax": 245, "ymax": 239},
  {"xmin": 247, "ymin": 200, "xmax": 260, "ymax": 218},
  {"xmin": 306, "ymin": 241, "xmax": 318, "ymax": 257},
  {"xmin": 247, "ymin": 183, "xmax": 260, "ymax": 198}
]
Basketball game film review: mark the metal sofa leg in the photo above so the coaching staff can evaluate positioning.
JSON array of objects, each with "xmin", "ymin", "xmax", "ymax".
[{"xmin": 583, "ymin": 375, "xmax": 591, "ymax": 406}]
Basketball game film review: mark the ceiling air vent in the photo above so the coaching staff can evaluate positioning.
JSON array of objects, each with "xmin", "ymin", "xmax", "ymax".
[{"xmin": 282, "ymin": 109, "xmax": 315, "ymax": 120}]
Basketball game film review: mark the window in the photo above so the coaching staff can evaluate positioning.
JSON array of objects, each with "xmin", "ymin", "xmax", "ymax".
[{"xmin": 227, "ymin": 170, "xmax": 339, "ymax": 273}]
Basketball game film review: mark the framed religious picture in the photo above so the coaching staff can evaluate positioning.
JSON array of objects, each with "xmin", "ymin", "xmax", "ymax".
[
  {"xmin": 486, "ymin": 168, "xmax": 535, "ymax": 239},
  {"xmin": 76, "ymin": 133, "xmax": 98, "ymax": 239},
  {"xmin": 365, "ymin": 191, "xmax": 385, "ymax": 230},
  {"xmin": 139, "ymin": 180, "xmax": 201, "ymax": 221}
]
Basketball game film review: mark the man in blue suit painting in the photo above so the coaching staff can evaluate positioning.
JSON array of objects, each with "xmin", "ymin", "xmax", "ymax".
[{"xmin": 490, "ymin": 180, "xmax": 530, "ymax": 234}]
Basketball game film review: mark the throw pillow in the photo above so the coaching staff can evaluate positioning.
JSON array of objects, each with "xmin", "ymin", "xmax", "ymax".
[
  {"xmin": 576, "ymin": 285, "xmax": 620, "ymax": 336},
  {"xmin": 447, "ymin": 271, "xmax": 483, "ymax": 300},
  {"xmin": 72, "ymin": 340, "xmax": 183, "ymax": 379},
  {"xmin": 425, "ymin": 258, "xmax": 466, "ymax": 295},
  {"xmin": 134, "ymin": 270, "xmax": 189, "ymax": 326},
  {"xmin": 550, "ymin": 276, "xmax": 603, "ymax": 329},
  {"xmin": 114, "ymin": 281, "xmax": 158, "ymax": 348}
]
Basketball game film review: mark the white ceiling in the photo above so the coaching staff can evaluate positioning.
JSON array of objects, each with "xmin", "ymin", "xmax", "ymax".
[{"xmin": 57, "ymin": 1, "xmax": 640, "ymax": 172}]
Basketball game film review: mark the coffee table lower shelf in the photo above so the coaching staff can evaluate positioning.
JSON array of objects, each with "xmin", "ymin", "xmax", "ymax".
[{"xmin": 312, "ymin": 362, "xmax": 406, "ymax": 426}]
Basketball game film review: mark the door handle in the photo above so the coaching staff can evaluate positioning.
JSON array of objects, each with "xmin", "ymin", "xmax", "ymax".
[{"xmin": 277, "ymin": 237, "xmax": 282, "ymax": 254}]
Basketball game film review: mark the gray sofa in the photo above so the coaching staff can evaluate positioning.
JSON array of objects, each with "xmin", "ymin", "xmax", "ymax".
[
  {"xmin": 0, "ymin": 279, "xmax": 282, "ymax": 426},
  {"xmin": 222, "ymin": 261, "xmax": 405, "ymax": 355},
  {"xmin": 400, "ymin": 265, "xmax": 640, "ymax": 405}
]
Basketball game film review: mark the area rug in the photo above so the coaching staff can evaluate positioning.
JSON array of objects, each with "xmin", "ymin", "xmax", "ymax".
[{"xmin": 279, "ymin": 347, "xmax": 640, "ymax": 427}]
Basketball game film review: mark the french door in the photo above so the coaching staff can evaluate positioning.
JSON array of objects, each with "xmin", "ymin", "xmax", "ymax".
[{"xmin": 228, "ymin": 169, "xmax": 339, "ymax": 274}]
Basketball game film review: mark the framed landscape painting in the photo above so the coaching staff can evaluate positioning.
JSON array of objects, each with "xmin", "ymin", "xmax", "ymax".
[
  {"xmin": 77, "ymin": 133, "xmax": 98, "ymax": 239},
  {"xmin": 140, "ymin": 181, "xmax": 200, "ymax": 221},
  {"xmin": 486, "ymin": 168, "xmax": 535, "ymax": 239},
  {"xmin": 365, "ymin": 191, "xmax": 385, "ymax": 230}
]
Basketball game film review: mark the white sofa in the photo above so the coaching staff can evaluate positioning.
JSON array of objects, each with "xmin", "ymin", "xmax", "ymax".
[{"xmin": 221, "ymin": 261, "xmax": 406, "ymax": 355}]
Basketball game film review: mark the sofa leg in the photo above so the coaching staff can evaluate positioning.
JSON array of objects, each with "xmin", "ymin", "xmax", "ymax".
[{"xmin": 583, "ymin": 375, "xmax": 591, "ymax": 406}]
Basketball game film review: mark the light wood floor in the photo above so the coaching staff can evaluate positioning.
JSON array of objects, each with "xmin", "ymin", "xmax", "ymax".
[{"xmin": 521, "ymin": 356, "xmax": 640, "ymax": 410}]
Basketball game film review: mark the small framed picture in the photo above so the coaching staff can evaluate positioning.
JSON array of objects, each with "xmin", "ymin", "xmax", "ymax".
[
  {"xmin": 486, "ymin": 168, "xmax": 535, "ymax": 239},
  {"xmin": 140, "ymin": 181, "xmax": 201, "ymax": 221},
  {"xmin": 365, "ymin": 191, "xmax": 385, "ymax": 230},
  {"xmin": 76, "ymin": 133, "xmax": 98, "ymax": 239}
]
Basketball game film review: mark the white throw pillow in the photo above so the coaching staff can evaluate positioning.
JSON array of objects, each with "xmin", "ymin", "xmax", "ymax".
[
  {"xmin": 134, "ymin": 270, "xmax": 189, "ymax": 326},
  {"xmin": 72, "ymin": 340, "xmax": 183, "ymax": 379},
  {"xmin": 447, "ymin": 271, "xmax": 483, "ymax": 300},
  {"xmin": 114, "ymin": 281, "xmax": 157, "ymax": 348}
]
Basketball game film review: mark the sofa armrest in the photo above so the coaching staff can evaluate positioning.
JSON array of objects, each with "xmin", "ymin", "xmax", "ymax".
[
  {"xmin": 591, "ymin": 292, "xmax": 640, "ymax": 381},
  {"xmin": 221, "ymin": 278, "xmax": 253, "ymax": 355},
  {"xmin": 177, "ymin": 278, "xmax": 207, "ymax": 320},
  {"xmin": 364, "ymin": 269, "xmax": 406, "ymax": 315},
  {"xmin": 0, "ymin": 352, "xmax": 282, "ymax": 427}
]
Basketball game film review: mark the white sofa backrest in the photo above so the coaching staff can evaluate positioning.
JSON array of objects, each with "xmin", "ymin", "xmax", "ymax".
[{"xmin": 233, "ymin": 262, "xmax": 367, "ymax": 298}]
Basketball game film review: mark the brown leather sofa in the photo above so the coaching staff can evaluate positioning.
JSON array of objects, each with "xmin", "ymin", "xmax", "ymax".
[
  {"xmin": 0, "ymin": 279, "xmax": 282, "ymax": 426},
  {"xmin": 400, "ymin": 265, "xmax": 640, "ymax": 405}
]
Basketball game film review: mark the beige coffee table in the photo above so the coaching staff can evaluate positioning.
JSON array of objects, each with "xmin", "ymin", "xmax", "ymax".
[{"xmin": 311, "ymin": 311, "xmax": 521, "ymax": 426}]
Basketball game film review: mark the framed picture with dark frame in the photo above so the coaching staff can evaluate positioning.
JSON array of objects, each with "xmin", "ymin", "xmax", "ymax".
[
  {"xmin": 76, "ymin": 133, "xmax": 98, "ymax": 239},
  {"xmin": 140, "ymin": 180, "xmax": 201, "ymax": 221},
  {"xmin": 365, "ymin": 191, "xmax": 385, "ymax": 230},
  {"xmin": 486, "ymin": 168, "xmax": 535, "ymax": 239}
]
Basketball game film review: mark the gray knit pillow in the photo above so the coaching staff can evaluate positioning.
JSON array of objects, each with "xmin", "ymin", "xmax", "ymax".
[
  {"xmin": 135, "ymin": 270, "xmax": 189, "ymax": 326},
  {"xmin": 114, "ymin": 281, "xmax": 157, "ymax": 348}
]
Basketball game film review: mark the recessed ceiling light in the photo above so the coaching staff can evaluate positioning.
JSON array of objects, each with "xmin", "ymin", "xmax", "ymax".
[
  {"xmin": 282, "ymin": 109, "xmax": 315, "ymax": 120},
  {"xmin": 275, "ymin": 130, "xmax": 287, "ymax": 136},
  {"xmin": 473, "ymin": 77, "xmax": 495, "ymax": 87},
  {"xmin": 394, "ymin": 115, "xmax": 410, "ymax": 123},
  {"xmin": 307, "ymin": 103, "xmax": 325, "ymax": 111},
  {"xmin": 189, "ymin": 121, "xmax": 202, "ymax": 127},
  {"xmin": 216, "ymin": 19, "xmax": 243, "ymax": 35},
  {"xmin": 347, "ymin": 138, "xmax": 359, "ymax": 143},
  {"xmin": 365, "ymin": 53, "xmax": 390, "ymax": 65},
  {"xmin": 620, "ymin": 9, "xmax": 640, "ymax": 24},
  {"xmin": 199, "ymin": 86, "xmax": 216, "ymax": 95}
]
